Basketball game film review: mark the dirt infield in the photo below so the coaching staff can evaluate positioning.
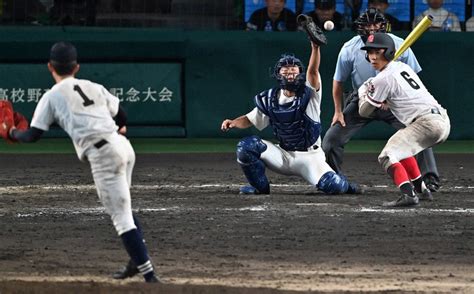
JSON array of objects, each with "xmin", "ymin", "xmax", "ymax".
[{"xmin": 0, "ymin": 153, "xmax": 473, "ymax": 293}]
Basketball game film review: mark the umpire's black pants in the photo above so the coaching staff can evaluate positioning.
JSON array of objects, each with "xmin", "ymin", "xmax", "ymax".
[{"xmin": 322, "ymin": 93, "xmax": 439, "ymax": 178}]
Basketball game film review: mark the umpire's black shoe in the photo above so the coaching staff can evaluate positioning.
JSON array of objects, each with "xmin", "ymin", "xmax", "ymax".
[
  {"xmin": 418, "ymin": 188, "xmax": 434, "ymax": 201},
  {"xmin": 383, "ymin": 193, "xmax": 419, "ymax": 208},
  {"xmin": 423, "ymin": 173, "xmax": 440, "ymax": 192},
  {"xmin": 239, "ymin": 185, "xmax": 270, "ymax": 195},
  {"xmin": 113, "ymin": 259, "xmax": 139, "ymax": 279},
  {"xmin": 346, "ymin": 182, "xmax": 363, "ymax": 194}
]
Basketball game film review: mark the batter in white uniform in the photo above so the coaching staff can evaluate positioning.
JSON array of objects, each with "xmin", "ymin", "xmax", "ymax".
[
  {"xmin": 221, "ymin": 42, "xmax": 360, "ymax": 195},
  {"xmin": 8, "ymin": 42, "xmax": 159, "ymax": 282},
  {"xmin": 358, "ymin": 33, "xmax": 450, "ymax": 207}
]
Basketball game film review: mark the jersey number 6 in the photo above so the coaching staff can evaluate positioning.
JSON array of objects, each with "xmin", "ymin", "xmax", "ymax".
[
  {"xmin": 400, "ymin": 71, "xmax": 420, "ymax": 90},
  {"xmin": 74, "ymin": 85, "xmax": 95, "ymax": 107}
]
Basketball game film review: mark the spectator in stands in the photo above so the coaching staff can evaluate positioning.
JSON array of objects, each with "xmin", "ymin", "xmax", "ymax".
[
  {"xmin": 306, "ymin": 0, "xmax": 343, "ymax": 31},
  {"xmin": 49, "ymin": 0, "xmax": 96, "ymax": 26},
  {"xmin": 246, "ymin": 0, "xmax": 297, "ymax": 32},
  {"xmin": 347, "ymin": 0, "xmax": 362, "ymax": 24},
  {"xmin": 466, "ymin": 16, "xmax": 474, "ymax": 32},
  {"xmin": 368, "ymin": 0, "xmax": 406, "ymax": 31},
  {"xmin": 2, "ymin": 0, "xmax": 47, "ymax": 24},
  {"xmin": 413, "ymin": 0, "xmax": 461, "ymax": 32}
]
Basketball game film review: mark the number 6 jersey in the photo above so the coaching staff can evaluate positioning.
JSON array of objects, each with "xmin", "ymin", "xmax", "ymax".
[
  {"xmin": 358, "ymin": 61, "xmax": 443, "ymax": 126},
  {"xmin": 31, "ymin": 77, "xmax": 120, "ymax": 159}
]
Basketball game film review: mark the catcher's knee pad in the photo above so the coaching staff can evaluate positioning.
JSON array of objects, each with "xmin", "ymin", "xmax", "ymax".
[
  {"xmin": 236, "ymin": 136, "xmax": 269, "ymax": 194},
  {"xmin": 317, "ymin": 171, "xmax": 349, "ymax": 194},
  {"xmin": 236, "ymin": 136, "xmax": 267, "ymax": 164}
]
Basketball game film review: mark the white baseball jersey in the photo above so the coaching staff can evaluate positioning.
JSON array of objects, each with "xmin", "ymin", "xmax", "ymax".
[
  {"xmin": 31, "ymin": 76, "xmax": 136, "ymax": 235},
  {"xmin": 31, "ymin": 77, "xmax": 120, "ymax": 160},
  {"xmin": 358, "ymin": 61, "xmax": 443, "ymax": 126},
  {"xmin": 246, "ymin": 80, "xmax": 323, "ymax": 146},
  {"xmin": 333, "ymin": 34, "xmax": 421, "ymax": 90}
]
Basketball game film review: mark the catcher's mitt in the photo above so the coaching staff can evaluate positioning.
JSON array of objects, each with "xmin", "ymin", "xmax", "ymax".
[
  {"xmin": 0, "ymin": 100, "xmax": 15, "ymax": 142},
  {"xmin": 297, "ymin": 14, "xmax": 327, "ymax": 46}
]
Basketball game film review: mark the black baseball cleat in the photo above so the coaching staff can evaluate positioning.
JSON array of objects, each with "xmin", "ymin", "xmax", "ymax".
[
  {"xmin": 383, "ymin": 193, "xmax": 419, "ymax": 207},
  {"xmin": 423, "ymin": 173, "xmax": 440, "ymax": 192},
  {"xmin": 145, "ymin": 275, "xmax": 161, "ymax": 283},
  {"xmin": 112, "ymin": 259, "xmax": 139, "ymax": 279}
]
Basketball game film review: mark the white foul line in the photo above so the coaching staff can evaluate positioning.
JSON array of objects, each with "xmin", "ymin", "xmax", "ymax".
[
  {"xmin": 7, "ymin": 205, "xmax": 474, "ymax": 219},
  {"xmin": 0, "ymin": 183, "xmax": 473, "ymax": 193}
]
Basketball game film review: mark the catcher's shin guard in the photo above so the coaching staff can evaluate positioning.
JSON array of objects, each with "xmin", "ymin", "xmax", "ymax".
[
  {"xmin": 317, "ymin": 171, "xmax": 350, "ymax": 194},
  {"xmin": 236, "ymin": 136, "xmax": 270, "ymax": 194}
]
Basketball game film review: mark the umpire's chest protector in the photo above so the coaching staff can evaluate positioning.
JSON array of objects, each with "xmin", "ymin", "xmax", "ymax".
[{"xmin": 255, "ymin": 87, "xmax": 321, "ymax": 151}]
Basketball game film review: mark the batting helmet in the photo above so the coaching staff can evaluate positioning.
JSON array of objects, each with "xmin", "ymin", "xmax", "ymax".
[
  {"xmin": 361, "ymin": 33, "xmax": 396, "ymax": 61},
  {"xmin": 354, "ymin": 8, "xmax": 388, "ymax": 41},
  {"xmin": 273, "ymin": 54, "xmax": 306, "ymax": 92}
]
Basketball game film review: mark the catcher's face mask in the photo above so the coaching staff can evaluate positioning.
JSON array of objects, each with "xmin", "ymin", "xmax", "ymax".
[
  {"xmin": 279, "ymin": 66, "xmax": 300, "ymax": 82},
  {"xmin": 273, "ymin": 55, "xmax": 306, "ymax": 92},
  {"xmin": 355, "ymin": 8, "xmax": 388, "ymax": 41}
]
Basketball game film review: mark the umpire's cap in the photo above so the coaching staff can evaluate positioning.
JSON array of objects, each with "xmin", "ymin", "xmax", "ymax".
[
  {"xmin": 50, "ymin": 41, "xmax": 77, "ymax": 64},
  {"xmin": 360, "ymin": 32, "xmax": 395, "ymax": 61}
]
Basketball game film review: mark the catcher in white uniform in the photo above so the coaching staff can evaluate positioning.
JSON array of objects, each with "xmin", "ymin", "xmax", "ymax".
[
  {"xmin": 358, "ymin": 33, "xmax": 450, "ymax": 207},
  {"xmin": 221, "ymin": 41, "xmax": 360, "ymax": 196},
  {"xmin": 3, "ymin": 42, "xmax": 159, "ymax": 282}
]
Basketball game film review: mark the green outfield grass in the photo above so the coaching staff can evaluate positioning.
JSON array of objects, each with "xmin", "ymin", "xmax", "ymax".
[{"xmin": 0, "ymin": 138, "xmax": 472, "ymax": 154}]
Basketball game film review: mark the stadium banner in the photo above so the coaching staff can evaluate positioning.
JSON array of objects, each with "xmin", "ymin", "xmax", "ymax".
[{"xmin": 0, "ymin": 62, "xmax": 183, "ymax": 126}]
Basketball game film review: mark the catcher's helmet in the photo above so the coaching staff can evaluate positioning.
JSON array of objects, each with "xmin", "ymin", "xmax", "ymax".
[
  {"xmin": 361, "ymin": 33, "xmax": 396, "ymax": 61},
  {"xmin": 354, "ymin": 8, "xmax": 388, "ymax": 41},
  {"xmin": 273, "ymin": 54, "xmax": 306, "ymax": 92}
]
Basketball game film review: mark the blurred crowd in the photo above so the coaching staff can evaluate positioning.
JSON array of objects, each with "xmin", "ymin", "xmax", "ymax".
[{"xmin": 0, "ymin": 0, "xmax": 473, "ymax": 31}]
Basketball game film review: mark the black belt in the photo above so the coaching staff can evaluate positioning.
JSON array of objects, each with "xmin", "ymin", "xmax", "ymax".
[
  {"xmin": 307, "ymin": 144, "xmax": 319, "ymax": 151},
  {"xmin": 94, "ymin": 139, "xmax": 108, "ymax": 149},
  {"xmin": 413, "ymin": 108, "xmax": 441, "ymax": 123}
]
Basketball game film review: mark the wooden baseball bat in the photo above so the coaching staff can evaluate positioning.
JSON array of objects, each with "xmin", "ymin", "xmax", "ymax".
[{"xmin": 393, "ymin": 15, "xmax": 433, "ymax": 60}]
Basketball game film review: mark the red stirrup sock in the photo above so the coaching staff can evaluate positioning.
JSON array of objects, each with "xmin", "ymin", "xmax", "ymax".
[
  {"xmin": 400, "ymin": 157, "xmax": 424, "ymax": 192},
  {"xmin": 387, "ymin": 162, "xmax": 414, "ymax": 195},
  {"xmin": 400, "ymin": 157, "xmax": 421, "ymax": 180},
  {"xmin": 387, "ymin": 162, "xmax": 410, "ymax": 187}
]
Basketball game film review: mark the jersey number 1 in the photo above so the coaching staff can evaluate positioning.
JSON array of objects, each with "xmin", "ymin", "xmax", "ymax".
[
  {"xmin": 74, "ymin": 85, "xmax": 95, "ymax": 106},
  {"xmin": 400, "ymin": 71, "xmax": 420, "ymax": 90}
]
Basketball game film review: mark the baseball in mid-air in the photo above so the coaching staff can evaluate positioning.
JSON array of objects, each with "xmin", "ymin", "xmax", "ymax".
[{"xmin": 324, "ymin": 20, "xmax": 334, "ymax": 31}]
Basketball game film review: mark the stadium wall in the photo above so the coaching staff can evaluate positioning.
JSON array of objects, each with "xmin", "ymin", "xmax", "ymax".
[{"xmin": 0, "ymin": 27, "xmax": 472, "ymax": 139}]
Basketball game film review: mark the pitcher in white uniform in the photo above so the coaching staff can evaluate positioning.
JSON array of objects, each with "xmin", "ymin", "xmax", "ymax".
[
  {"xmin": 8, "ymin": 42, "xmax": 159, "ymax": 282},
  {"xmin": 358, "ymin": 33, "xmax": 450, "ymax": 207}
]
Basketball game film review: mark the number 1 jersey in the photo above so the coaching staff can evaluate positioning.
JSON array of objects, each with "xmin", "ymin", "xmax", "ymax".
[{"xmin": 31, "ymin": 77, "xmax": 120, "ymax": 159}]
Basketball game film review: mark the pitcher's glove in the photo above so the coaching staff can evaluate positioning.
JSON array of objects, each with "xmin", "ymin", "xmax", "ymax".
[
  {"xmin": 14, "ymin": 111, "xmax": 29, "ymax": 131},
  {"xmin": 0, "ymin": 100, "xmax": 15, "ymax": 142},
  {"xmin": 0, "ymin": 100, "xmax": 29, "ymax": 143},
  {"xmin": 297, "ymin": 14, "xmax": 327, "ymax": 46}
]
